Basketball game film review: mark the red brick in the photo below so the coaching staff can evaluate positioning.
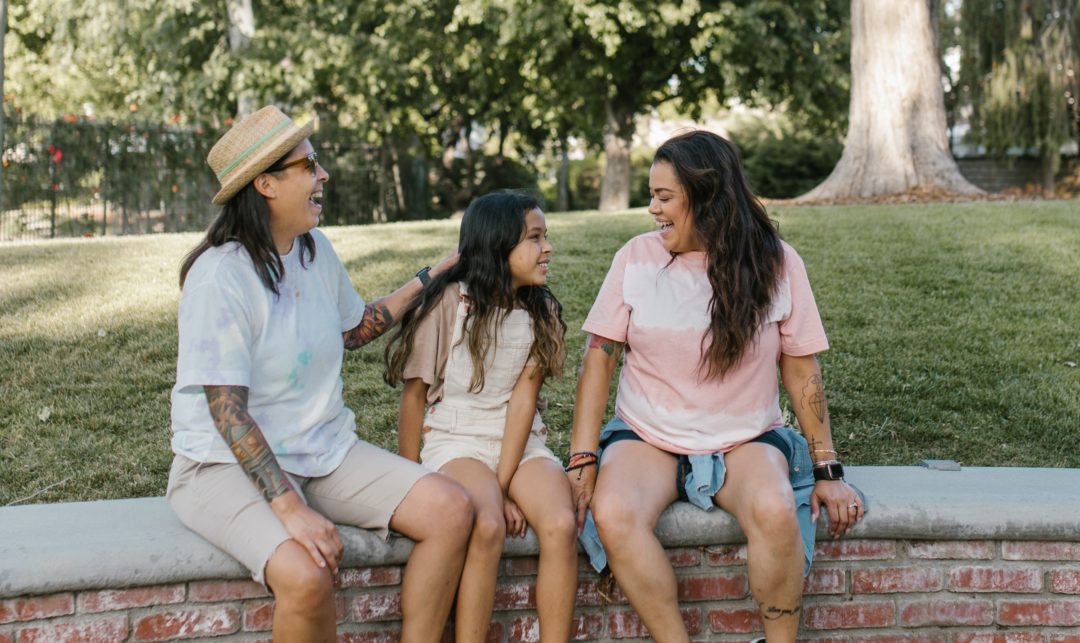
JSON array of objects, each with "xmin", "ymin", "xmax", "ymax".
[
  {"xmin": 77, "ymin": 585, "xmax": 185, "ymax": 613},
  {"xmin": 998, "ymin": 599, "xmax": 1080, "ymax": 626},
  {"xmin": 952, "ymin": 632, "xmax": 1045, "ymax": 643},
  {"xmin": 704, "ymin": 544, "xmax": 746, "ymax": 566},
  {"xmin": 676, "ymin": 573, "xmax": 747, "ymax": 601},
  {"xmin": 666, "ymin": 548, "xmax": 703, "ymax": 568},
  {"xmin": 493, "ymin": 580, "xmax": 537, "ymax": 610},
  {"xmin": 804, "ymin": 568, "xmax": 846, "ymax": 595},
  {"xmin": 349, "ymin": 591, "xmax": 402, "ymax": 623},
  {"xmin": 0, "ymin": 630, "xmax": 12, "ymax": 643},
  {"xmin": 0, "ymin": 593, "xmax": 74, "ymax": 624},
  {"xmin": 1051, "ymin": 570, "xmax": 1080, "ymax": 594},
  {"xmin": 510, "ymin": 614, "xmax": 603, "ymax": 642},
  {"xmin": 803, "ymin": 601, "xmax": 894, "ymax": 630},
  {"xmin": 1052, "ymin": 636, "xmax": 1080, "ymax": 643},
  {"xmin": 706, "ymin": 606, "xmax": 761, "ymax": 634},
  {"xmin": 814, "ymin": 540, "xmax": 897, "ymax": 561},
  {"xmin": 949, "ymin": 566, "xmax": 1043, "ymax": 592},
  {"xmin": 338, "ymin": 630, "xmax": 402, "ymax": 643},
  {"xmin": 243, "ymin": 599, "xmax": 275, "ymax": 631},
  {"xmin": 607, "ymin": 608, "xmax": 701, "ymax": 638},
  {"xmin": 899, "ymin": 599, "xmax": 994, "ymax": 626},
  {"xmin": 15, "ymin": 615, "xmax": 128, "ymax": 643},
  {"xmin": 851, "ymin": 567, "xmax": 943, "ymax": 593},
  {"xmin": 797, "ymin": 638, "xmax": 846, "ymax": 643},
  {"xmin": 906, "ymin": 541, "xmax": 995, "ymax": 560},
  {"xmin": 852, "ymin": 637, "xmax": 945, "ymax": 643},
  {"xmin": 485, "ymin": 621, "xmax": 504, "ymax": 643},
  {"xmin": 503, "ymin": 557, "xmax": 539, "ymax": 576},
  {"xmin": 574, "ymin": 579, "xmax": 608, "ymax": 607},
  {"xmin": 188, "ymin": 579, "xmax": 269, "ymax": 601},
  {"xmin": 132, "ymin": 605, "xmax": 239, "ymax": 641},
  {"xmin": 336, "ymin": 566, "xmax": 402, "ymax": 588},
  {"xmin": 1002, "ymin": 541, "xmax": 1080, "ymax": 561}
]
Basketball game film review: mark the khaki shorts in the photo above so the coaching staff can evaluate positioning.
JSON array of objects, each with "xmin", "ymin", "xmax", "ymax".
[
  {"xmin": 166, "ymin": 440, "xmax": 430, "ymax": 587},
  {"xmin": 420, "ymin": 427, "xmax": 560, "ymax": 473}
]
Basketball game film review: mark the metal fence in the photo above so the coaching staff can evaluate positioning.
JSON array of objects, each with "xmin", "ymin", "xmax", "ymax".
[{"xmin": 0, "ymin": 114, "xmax": 429, "ymax": 242}]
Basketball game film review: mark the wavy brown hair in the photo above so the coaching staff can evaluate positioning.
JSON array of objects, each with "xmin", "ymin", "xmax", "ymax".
[
  {"xmin": 384, "ymin": 192, "xmax": 566, "ymax": 392},
  {"xmin": 654, "ymin": 130, "xmax": 783, "ymax": 380}
]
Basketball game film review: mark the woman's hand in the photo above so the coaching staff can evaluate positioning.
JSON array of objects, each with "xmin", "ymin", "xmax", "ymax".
[
  {"xmin": 271, "ymin": 491, "xmax": 344, "ymax": 573},
  {"xmin": 811, "ymin": 479, "xmax": 864, "ymax": 538},
  {"xmin": 567, "ymin": 464, "xmax": 597, "ymax": 535},
  {"xmin": 503, "ymin": 495, "xmax": 527, "ymax": 538},
  {"xmin": 430, "ymin": 250, "xmax": 460, "ymax": 279}
]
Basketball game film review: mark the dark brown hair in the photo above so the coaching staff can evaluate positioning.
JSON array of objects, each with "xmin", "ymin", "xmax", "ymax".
[
  {"xmin": 654, "ymin": 130, "xmax": 783, "ymax": 379},
  {"xmin": 179, "ymin": 150, "xmax": 316, "ymax": 294},
  {"xmin": 384, "ymin": 192, "xmax": 566, "ymax": 391}
]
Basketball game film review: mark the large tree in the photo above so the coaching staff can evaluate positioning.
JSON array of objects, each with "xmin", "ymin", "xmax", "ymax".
[
  {"xmin": 959, "ymin": 0, "xmax": 1079, "ymax": 196},
  {"xmin": 799, "ymin": 0, "xmax": 981, "ymax": 201},
  {"xmin": 527, "ymin": 0, "xmax": 849, "ymax": 211}
]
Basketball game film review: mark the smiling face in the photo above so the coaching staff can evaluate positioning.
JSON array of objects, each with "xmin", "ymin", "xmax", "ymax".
[
  {"xmin": 508, "ymin": 208, "xmax": 552, "ymax": 290},
  {"xmin": 262, "ymin": 139, "xmax": 329, "ymax": 254},
  {"xmin": 648, "ymin": 160, "xmax": 704, "ymax": 254}
]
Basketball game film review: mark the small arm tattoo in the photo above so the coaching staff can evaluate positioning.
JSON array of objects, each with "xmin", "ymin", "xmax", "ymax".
[
  {"xmin": 344, "ymin": 302, "xmax": 394, "ymax": 349},
  {"xmin": 801, "ymin": 374, "xmax": 827, "ymax": 424},
  {"xmin": 587, "ymin": 333, "xmax": 621, "ymax": 357},
  {"xmin": 204, "ymin": 385, "xmax": 294, "ymax": 501}
]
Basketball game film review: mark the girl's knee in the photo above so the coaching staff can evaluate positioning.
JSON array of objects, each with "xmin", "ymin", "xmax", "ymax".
[
  {"xmin": 472, "ymin": 508, "xmax": 506, "ymax": 548},
  {"xmin": 536, "ymin": 509, "xmax": 577, "ymax": 548}
]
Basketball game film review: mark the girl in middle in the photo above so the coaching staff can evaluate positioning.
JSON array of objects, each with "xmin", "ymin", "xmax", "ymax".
[{"xmin": 384, "ymin": 191, "xmax": 579, "ymax": 643}]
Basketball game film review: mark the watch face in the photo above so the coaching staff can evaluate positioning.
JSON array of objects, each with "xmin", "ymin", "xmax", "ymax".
[{"xmin": 814, "ymin": 462, "xmax": 844, "ymax": 481}]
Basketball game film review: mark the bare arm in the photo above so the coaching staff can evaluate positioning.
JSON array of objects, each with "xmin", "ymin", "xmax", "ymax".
[
  {"xmin": 203, "ymin": 385, "xmax": 343, "ymax": 570},
  {"xmin": 497, "ymin": 365, "xmax": 545, "ymax": 538},
  {"xmin": 398, "ymin": 378, "xmax": 429, "ymax": 463},
  {"xmin": 567, "ymin": 334, "xmax": 623, "ymax": 529},
  {"xmin": 778, "ymin": 353, "xmax": 863, "ymax": 537}
]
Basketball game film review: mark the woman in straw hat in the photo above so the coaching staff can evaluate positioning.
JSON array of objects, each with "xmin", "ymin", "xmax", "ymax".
[{"xmin": 167, "ymin": 106, "xmax": 472, "ymax": 642}]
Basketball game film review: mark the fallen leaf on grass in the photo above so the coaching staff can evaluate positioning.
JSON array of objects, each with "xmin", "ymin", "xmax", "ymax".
[{"xmin": 38, "ymin": 406, "xmax": 52, "ymax": 422}]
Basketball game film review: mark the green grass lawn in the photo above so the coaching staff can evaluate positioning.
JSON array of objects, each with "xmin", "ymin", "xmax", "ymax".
[{"xmin": 1, "ymin": 201, "xmax": 1078, "ymax": 505}]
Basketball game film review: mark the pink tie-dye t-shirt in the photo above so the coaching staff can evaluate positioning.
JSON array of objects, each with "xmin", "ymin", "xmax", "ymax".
[{"xmin": 583, "ymin": 231, "xmax": 828, "ymax": 455}]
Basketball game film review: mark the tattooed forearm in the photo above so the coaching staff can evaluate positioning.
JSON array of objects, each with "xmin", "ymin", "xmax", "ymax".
[
  {"xmin": 801, "ymin": 374, "xmax": 827, "ymax": 424},
  {"xmin": 761, "ymin": 603, "xmax": 802, "ymax": 620},
  {"xmin": 204, "ymin": 385, "xmax": 294, "ymax": 501},
  {"xmin": 344, "ymin": 302, "xmax": 394, "ymax": 349}
]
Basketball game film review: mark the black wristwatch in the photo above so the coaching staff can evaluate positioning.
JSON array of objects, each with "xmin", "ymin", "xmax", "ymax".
[
  {"xmin": 415, "ymin": 266, "xmax": 432, "ymax": 286},
  {"xmin": 813, "ymin": 460, "xmax": 845, "ymax": 481}
]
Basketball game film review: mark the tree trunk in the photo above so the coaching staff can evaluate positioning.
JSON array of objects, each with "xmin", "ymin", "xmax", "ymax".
[
  {"xmin": 225, "ymin": 0, "xmax": 257, "ymax": 118},
  {"xmin": 798, "ymin": 0, "xmax": 981, "ymax": 201},
  {"xmin": 557, "ymin": 139, "xmax": 570, "ymax": 213},
  {"xmin": 1040, "ymin": 149, "xmax": 1057, "ymax": 198},
  {"xmin": 0, "ymin": 0, "xmax": 7, "ymax": 219},
  {"xmin": 599, "ymin": 99, "xmax": 633, "ymax": 211}
]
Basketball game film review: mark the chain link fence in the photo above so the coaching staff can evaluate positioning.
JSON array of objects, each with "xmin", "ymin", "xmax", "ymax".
[{"xmin": 0, "ymin": 113, "xmax": 431, "ymax": 242}]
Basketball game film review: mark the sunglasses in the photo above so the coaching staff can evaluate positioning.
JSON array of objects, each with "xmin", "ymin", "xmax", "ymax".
[{"xmin": 274, "ymin": 152, "xmax": 319, "ymax": 175}]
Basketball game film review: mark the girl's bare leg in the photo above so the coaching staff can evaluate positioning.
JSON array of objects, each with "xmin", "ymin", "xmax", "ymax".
[
  {"xmin": 510, "ymin": 458, "xmax": 579, "ymax": 642},
  {"xmin": 439, "ymin": 458, "xmax": 507, "ymax": 643}
]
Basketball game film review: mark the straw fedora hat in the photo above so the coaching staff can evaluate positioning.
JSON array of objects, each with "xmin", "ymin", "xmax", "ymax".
[{"xmin": 207, "ymin": 106, "xmax": 314, "ymax": 205}]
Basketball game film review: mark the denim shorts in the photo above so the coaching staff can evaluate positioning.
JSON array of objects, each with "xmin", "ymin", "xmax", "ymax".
[{"xmin": 599, "ymin": 421, "xmax": 794, "ymax": 503}]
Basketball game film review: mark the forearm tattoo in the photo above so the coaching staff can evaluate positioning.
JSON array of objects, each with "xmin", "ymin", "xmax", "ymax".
[
  {"xmin": 801, "ymin": 374, "xmax": 827, "ymax": 424},
  {"xmin": 204, "ymin": 385, "xmax": 294, "ymax": 501},
  {"xmin": 343, "ymin": 302, "xmax": 394, "ymax": 349}
]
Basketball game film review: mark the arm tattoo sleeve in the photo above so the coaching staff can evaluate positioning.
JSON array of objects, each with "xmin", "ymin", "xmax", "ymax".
[
  {"xmin": 343, "ymin": 302, "xmax": 394, "ymax": 349},
  {"xmin": 204, "ymin": 385, "xmax": 294, "ymax": 502},
  {"xmin": 801, "ymin": 374, "xmax": 827, "ymax": 424}
]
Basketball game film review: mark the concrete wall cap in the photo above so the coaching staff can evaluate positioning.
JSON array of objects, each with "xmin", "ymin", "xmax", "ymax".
[{"xmin": 2, "ymin": 466, "xmax": 1078, "ymax": 598}]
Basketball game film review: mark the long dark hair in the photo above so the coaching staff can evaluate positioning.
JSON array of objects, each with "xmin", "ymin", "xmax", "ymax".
[
  {"xmin": 179, "ymin": 150, "xmax": 316, "ymax": 294},
  {"xmin": 654, "ymin": 130, "xmax": 783, "ymax": 380},
  {"xmin": 384, "ymin": 192, "xmax": 566, "ymax": 392}
]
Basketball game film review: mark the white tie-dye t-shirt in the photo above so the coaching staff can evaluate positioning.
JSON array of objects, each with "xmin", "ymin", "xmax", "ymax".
[
  {"xmin": 170, "ymin": 228, "xmax": 364, "ymax": 476},
  {"xmin": 583, "ymin": 231, "xmax": 828, "ymax": 455}
]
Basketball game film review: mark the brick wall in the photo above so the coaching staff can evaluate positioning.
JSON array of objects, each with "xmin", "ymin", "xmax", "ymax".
[{"xmin": 4, "ymin": 539, "xmax": 1080, "ymax": 642}]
